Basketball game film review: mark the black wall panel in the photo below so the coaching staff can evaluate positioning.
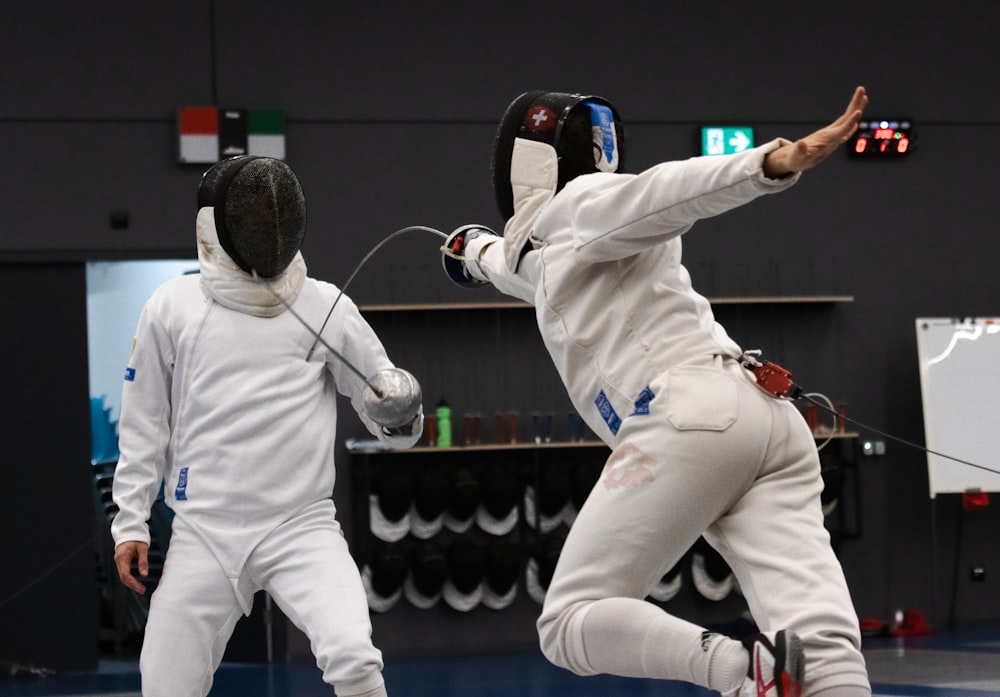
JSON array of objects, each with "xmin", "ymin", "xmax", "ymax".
[
  {"xmin": 1, "ymin": 0, "xmax": 999, "ymax": 664},
  {"xmin": 0, "ymin": 264, "xmax": 97, "ymax": 670}
]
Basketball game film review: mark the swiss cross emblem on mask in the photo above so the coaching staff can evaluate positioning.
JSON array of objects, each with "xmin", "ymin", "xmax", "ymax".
[{"xmin": 524, "ymin": 105, "xmax": 557, "ymax": 133}]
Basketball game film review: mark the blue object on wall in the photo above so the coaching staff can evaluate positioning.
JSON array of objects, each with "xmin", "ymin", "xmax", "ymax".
[{"xmin": 90, "ymin": 395, "xmax": 119, "ymax": 465}]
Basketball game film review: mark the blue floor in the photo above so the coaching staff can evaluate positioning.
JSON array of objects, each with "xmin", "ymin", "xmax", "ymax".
[{"xmin": 2, "ymin": 626, "xmax": 999, "ymax": 696}]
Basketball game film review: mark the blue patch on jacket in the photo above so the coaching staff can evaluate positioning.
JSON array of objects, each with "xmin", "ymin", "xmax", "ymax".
[
  {"xmin": 124, "ymin": 367, "xmax": 136, "ymax": 382},
  {"xmin": 594, "ymin": 390, "xmax": 622, "ymax": 435},
  {"xmin": 630, "ymin": 386, "xmax": 655, "ymax": 415},
  {"xmin": 175, "ymin": 467, "xmax": 189, "ymax": 501}
]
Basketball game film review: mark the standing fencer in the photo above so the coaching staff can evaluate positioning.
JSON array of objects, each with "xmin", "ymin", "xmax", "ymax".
[
  {"xmin": 442, "ymin": 88, "xmax": 871, "ymax": 697},
  {"xmin": 112, "ymin": 156, "xmax": 423, "ymax": 697}
]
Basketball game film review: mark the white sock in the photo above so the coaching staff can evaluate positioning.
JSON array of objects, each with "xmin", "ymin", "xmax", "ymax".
[
  {"xmin": 576, "ymin": 597, "xmax": 746, "ymax": 691},
  {"xmin": 706, "ymin": 632, "xmax": 749, "ymax": 693},
  {"xmin": 337, "ymin": 686, "xmax": 387, "ymax": 697}
]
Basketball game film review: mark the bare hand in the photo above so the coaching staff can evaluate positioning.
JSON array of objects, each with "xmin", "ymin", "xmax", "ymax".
[
  {"xmin": 762, "ymin": 86, "xmax": 868, "ymax": 178},
  {"xmin": 114, "ymin": 540, "xmax": 150, "ymax": 594}
]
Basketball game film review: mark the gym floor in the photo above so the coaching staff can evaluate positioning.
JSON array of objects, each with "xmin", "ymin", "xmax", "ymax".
[{"xmin": 1, "ymin": 624, "xmax": 998, "ymax": 697}]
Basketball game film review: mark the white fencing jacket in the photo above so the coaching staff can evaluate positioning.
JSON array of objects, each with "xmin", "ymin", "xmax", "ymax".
[
  {"xmin": 112, "ymin": 209, "xmax": 419, "ymax": 587},
  {"xmin": 466, "ymin": 138, "xmax": 800, "ymax": 445}
]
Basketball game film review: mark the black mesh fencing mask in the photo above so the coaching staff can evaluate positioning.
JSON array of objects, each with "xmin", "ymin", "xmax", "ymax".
[{"xmin": 198, "ymin": 156, "xmax": 306, "ymax": 278}]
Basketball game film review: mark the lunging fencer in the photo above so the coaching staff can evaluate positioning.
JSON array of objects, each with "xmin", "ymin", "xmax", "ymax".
[
  {"xmin": 442, "ymin": 87, "xmax": 872, "ymax": 697},
  {"xmin": 111, "ymin": 156, "xmax": 423, "ymax": 697}
]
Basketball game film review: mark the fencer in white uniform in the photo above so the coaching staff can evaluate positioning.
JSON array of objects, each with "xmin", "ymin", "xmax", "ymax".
[
  {"xmin": 442, "ymin": 89, "xmax": 871, "ymax": 697},
  {"xmin": 112, "ymin": 156, "xmax": 423, "ymax": 697}
]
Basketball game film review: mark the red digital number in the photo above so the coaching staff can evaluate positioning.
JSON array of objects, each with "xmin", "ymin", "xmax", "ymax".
[
  {"xmin": 897, "ymin": 137, "xmax": 909, "ymax": 153},
  {"xmin": 855, "ymin": 137, "xmax": 867, "ymax": 153},
  {"xmin": 874, "ymin": 128, "xmax": 894, "ymax": 139}
]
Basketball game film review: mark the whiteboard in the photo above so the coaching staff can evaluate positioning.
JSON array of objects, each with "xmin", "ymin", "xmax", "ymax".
[{"xmin": 915, "ymin": 318, "xmax": 1000, "ymax": 497}]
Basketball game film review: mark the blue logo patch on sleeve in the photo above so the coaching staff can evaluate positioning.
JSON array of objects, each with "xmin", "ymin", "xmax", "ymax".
[
  {"xmin": 630, "ymin": 386, "xmax": 655, "ymax": 416},
  {"xmin": 594, "ymin": 390, "xmax": 622, "ymax": 435},
  {"xmin": 124, "ymin": 367, "xmax": 136, "ymax": 382},
  {"xmin": 175, "ymin": 467, "xmax": 189, "ymax": 501}
]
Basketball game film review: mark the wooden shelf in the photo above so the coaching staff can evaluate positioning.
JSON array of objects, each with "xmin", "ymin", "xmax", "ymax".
[
  {"xmin": 816, "ymin": 431, "xmax": 860, "ymax": 440},
  {"xmin": 358, "ymin": 301, "xmax": 531, "ymax": 312},
  {"xmin": 349, "ymin": 431, "xmax": 857, "ymax": 455},
  {"xmin": 710, "ymin": 295, "xmax": 854, "ymax": 305},
  {"xmin": 348, "ymin": 439, "xmax": 608, "ymax": 455},
  {"xmin": 358, "ymin": 296, "xmax": 854, "ymax": 312}
]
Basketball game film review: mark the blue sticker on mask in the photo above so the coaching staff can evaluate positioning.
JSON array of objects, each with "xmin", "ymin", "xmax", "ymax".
[
  {"xmin": 595, "ymin": 390, "xmax": 622, "ymax": 435},
  {"xmin": 585, "ymin": 101, "xmax": 619, "ymax": 172},
  {"xmin": 124, "ymin": 367, "xmax": 136, "ymax": 382},
  {"xmin": 630, "ymin": 386, "xmax": 655, "ymax": 416},
  {"xmin": 175, "ymin": 467, "xmax": 189, "ymax": 501}
]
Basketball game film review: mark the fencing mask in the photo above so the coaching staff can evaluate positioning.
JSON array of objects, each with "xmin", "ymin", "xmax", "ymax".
[
  {"xmin": 442, "ymin": 537, "xmax": 486, "ymax": 612},
  {"xmin": 481, "ymin": 538, "xmax": 520, "ymax": 610},
  {"xmin": 362, "ymin": 542, "xmax": 408, "ymax": 613},
  {"xmin": 491, "ymin": 91, "xmax": 626, "ymax": 222},
  {"xmin": 198, "ymin": 156, "xmax": 306, "ymax": 278}
]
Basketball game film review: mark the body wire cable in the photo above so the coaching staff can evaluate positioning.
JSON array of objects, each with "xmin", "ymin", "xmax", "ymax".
[
  {"xmin": 739, "ymin": 352, "xmax": 999, "ymax": 476},
  {"xmin": 0, "ymin": 531, "xmax": 104, "ymax": 612},
  {"xmin": 254, "ymin": 225, "xmax": 450, "ymax": 395},
  {"xmin": 304, "ymin": 225, "xmax": 449, "ymax": 360},
  {"xmin": 798, "ymin": 392, "xmax": 1000, "ymax": 477}
]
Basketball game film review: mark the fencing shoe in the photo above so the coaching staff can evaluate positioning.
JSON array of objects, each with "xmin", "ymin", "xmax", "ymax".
[{"xmin": 739, "ymin": 630, "xmax": 804, "ymax": 697}]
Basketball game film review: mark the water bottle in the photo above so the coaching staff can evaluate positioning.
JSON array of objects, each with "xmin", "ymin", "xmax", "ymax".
[{"xmin": 435, "ymin": 399, "xmax": 452, "ymax": 448}]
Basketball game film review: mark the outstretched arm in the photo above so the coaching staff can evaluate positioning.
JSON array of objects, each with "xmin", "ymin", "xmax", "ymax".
[{"xmin": 762, "ymin": 86, "xmax": 868, "ymax": 178}]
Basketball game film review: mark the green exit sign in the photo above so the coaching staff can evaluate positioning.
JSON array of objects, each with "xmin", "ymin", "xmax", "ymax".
[{"xmin": 701, "ymin": 126, "xmax": 755, "ymax": 156}]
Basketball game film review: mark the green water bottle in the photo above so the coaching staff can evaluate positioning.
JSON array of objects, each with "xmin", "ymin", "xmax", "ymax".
[{"xmin": 435, "ymin": 399, "xmax": 452, "ymax": 448}]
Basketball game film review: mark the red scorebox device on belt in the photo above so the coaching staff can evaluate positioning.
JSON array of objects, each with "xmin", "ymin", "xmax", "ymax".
[{"xmin": 751, "ymin": 361, "xmax": 802, "ymax": 400}]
